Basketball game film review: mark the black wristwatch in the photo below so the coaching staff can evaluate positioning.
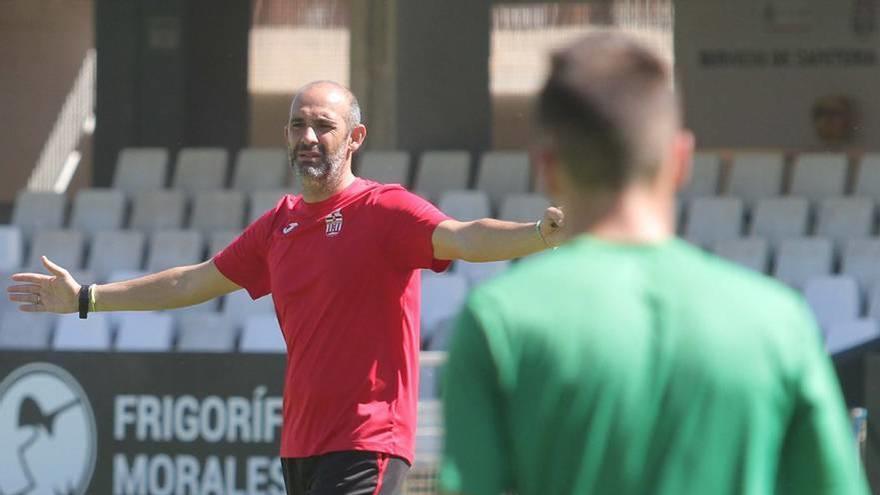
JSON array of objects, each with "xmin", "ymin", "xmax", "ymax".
[{"xmin": 78, "ymin": 284, "xmax": 90, "ymax": 319}]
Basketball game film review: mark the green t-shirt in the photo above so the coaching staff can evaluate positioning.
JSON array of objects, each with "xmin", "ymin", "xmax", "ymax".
[{"xmin": 440, "ymin": 236, "xmax": 869, "ymax": 495}]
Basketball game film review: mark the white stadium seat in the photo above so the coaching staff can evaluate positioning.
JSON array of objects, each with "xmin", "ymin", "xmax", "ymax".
[
  {"xmin": 146, "ymin": 230, "xmax": 204, "ymax": 272},
  {"xmin": 114, "ymin": 312, "xmax": 174, "ymax": 351},
  {"xmin": 0, "ymin": 312, "xmax": 56, "ymax": 350},
  {"xmin": 223, "ymin": 290, "xmax": 275, "ymax": 329},
  {"xmin": 87, "ymin": 230, "xmax": 145, "ymax": 282},
  {"xmin": 249, "ymin": 190, "xmax": 288, "ymax": 223},
  {"xmin": 176, "ymin": 312, "xmax": 238, "ymax": 352},
  {"xmin": 413, "ymin": 151, "xmax": 470, "ymax": 202},
  {"xmin": 208, "ymin": 230, "xmax": 239, "ymax": 258},
  {"xmin": 240, "ymin": 314, "xmax": 286, "ymax": 353},
  {"xmin": 826, "ymin": 319, "xmax": 880, "ymax": 355},
  {"xmin": 789, "ymin": 153, "xmax": 848, "ymax": 202},
  {"xmin": 854, "ymin": 153, "xmax": 880, "ymax": 201},
  {"xmin": 815, "ymin": 197, "xmax": 874, "ymax": 250},
  {"xmin": 842, "ymin": 239, "xmax": 880, "ymax": 293},
  {"xmin": 421, "ymin": 273, "xmax": 468, "ymax": 346},
  {"xmin": 232, "ymin": 148, "xmax": 288, "ymax": 192},
  {"xmin": 712, "ymin": 238, "xmax": 770, "ymax": 274},
  {"xmin": 683, "ymin": 197, "xmax": 744, "ymax": 247},
  {"xmin": 498, "ymin": 193, "xmax": 550, "ymax": 223},
  {"xmin": 680, "ymin": 152, "xmax": 721, "ymax": 201},
  {"xmin": 112, "ymin": 147, "xmax": 169, "ymax": 195},
  {"xmin": 0, "ymin": 225, "xmax": 23, "ymax": 271},
  {"xmin": 12, "ymin": 191, "xmax": 66, "ymax": 240},
  {"xmin": 476, "ymin": 151, "xmax": 530, "ymax": 208},
  {"xmin": 438, "ymin": 190, "xmax": 491, "ymax": 221},
  {"xmin": 358, "ymin": 151, "xmax": 411, "ymax": 186},
  {"xmin": 129, "ymin": 190, "xmax": 187, "ymax": 234},
  {"xmin": 172, "ymin": 147, "xmax": 229, "ymax": 193},
  {"xmin": 803, "ymin": 276, "xmax": 860, "ymax": 329},
  {"xmin": 727, "ymin": 152, "xmax": 784, "ymax": 206},
  {"xmin": 27, "ymin": 229, "xmax": 85, "ymax": 270},
  {"xmin": 774, "ymin": 238, "xmax": 834, "ymax": 289},
  {"xmin": 53, "ymin": 313, "xmax": 112, "ymax": 351},
  {"xmin": 749, "ymin": 197, "xmax": 809, "ymax": 248},
  {"xmin": 70, "ymin": 188, "xmax": 126, "ymax": 236},
  {"xmin": 190, "ymin": 191, "xmax": 245, "ymax": 235},
  {"xmin": 455, "ymin": 260, "xmax": 511, "ymax": 287}
]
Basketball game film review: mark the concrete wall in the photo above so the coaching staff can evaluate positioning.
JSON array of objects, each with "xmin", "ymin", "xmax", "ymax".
[{"xmin": 0, "ymin": 0, "xmax": 93, "ymax": 202}]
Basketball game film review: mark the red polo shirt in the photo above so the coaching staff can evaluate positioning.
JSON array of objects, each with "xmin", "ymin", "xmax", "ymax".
[{"xmin": 213, "ymin": 178, "xmax": 450, "ymax": 463}]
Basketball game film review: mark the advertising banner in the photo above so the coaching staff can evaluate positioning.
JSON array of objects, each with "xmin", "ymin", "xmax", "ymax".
[{"xmin": 0, "ymin": 352, "xmax": 286, "ymax": 495}]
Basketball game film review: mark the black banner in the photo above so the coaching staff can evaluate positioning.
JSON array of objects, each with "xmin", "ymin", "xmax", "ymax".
[{"xmin": 0, "ymin": 352, "xmax": 286, "ymax": 495}]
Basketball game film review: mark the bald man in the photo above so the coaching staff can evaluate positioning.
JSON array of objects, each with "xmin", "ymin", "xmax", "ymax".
[{"xmin": 7, "ymin": 80, "xmax": 564, "ymax": 495}]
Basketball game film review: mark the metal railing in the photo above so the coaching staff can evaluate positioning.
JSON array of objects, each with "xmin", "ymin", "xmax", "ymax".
[{"xmin": 26, "ymin": 48, "xmax": 96, "ymax": 193}]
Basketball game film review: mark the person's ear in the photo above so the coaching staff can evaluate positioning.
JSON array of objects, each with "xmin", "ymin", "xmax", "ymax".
[
  {"xmin": 671, "ymin": 130, "xmax": 695, "ymax": 191},
  {"xmin": 348, "ymin": 124, "xmax": 367, "ymax": 153}
]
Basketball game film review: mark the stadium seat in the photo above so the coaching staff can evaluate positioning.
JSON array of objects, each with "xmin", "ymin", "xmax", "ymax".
[
  {"xmin": 249, "ymin": 190, "xmax": 289, "ymax": 223},
  {"xmin": 748, "ymin": 197, "xmax": 809, "ymax": 249},
  {"xmin": 438, "ymin": 190, "xmax": 491, "ymax": 221},
  {"xmin": 358, "ymin": 150, "xmax": 411, "ymax": 186},
  {"xmin": 87, "ymin": 230, "xmax": 145, "ymax": 282},
  {"xmin": 240, "ymin": 314, "xmax": 286, "ymax": 353},
  {"xmin": 683, "ymin": 197, "xmax": 744, "ymax": 247},
  {"xmin": 112, "ymin": 147, "xmax": 169, "ymax": 195},
  {"xmin": 12, "ymin": 191, "xmax": 66, "ymax": 240},
  {"xmin": 803, "ymin": 276, "xmax": 860, "ymax": 328},
  {"xmin": 726, "ymin": 152, "xmax": 784, "ymax": 206},
  {"xmin": 26, "ymin": 229, "xmax": 84, "ymax": 270},
  {"xmin": 208, "ymin": 230, "xmax": 239, "ymax": 258},
  {"xmin": 455, "ymin": 260, "xmax": 510, "ymax": 287},
  {"xmin": 129, "ymin": 190, "xmax": 186, "ymax": 234},
  {"xmin": 0, "ymin": 312, "xmax": 55, "ymax": 350},
  {"xmin": 0, "ymin": 225, "xmax": 23, "ymax": 271},
  {"xmin": 712, "ymin": 238, "xmax": 770, "ymax": 273},
  {"xmin": 114, "ymin": 312, "xmax": 174, "ymax": 351},
  {"xmin": 789, "ymin": 153, "xmax": 848, "ymax": 202},
  {"xmin": 190, "ymin": 191, "xmax": 245, "ymax": 235},
  {"xmin": 421, "ymin": 273, "xmax": 468, "ymax": 346},
  {"xmin": 774, "ymin": 238, "xmax": 834, "ymax": 289},
  {"xmin": 176, "ymin": 312, "xmax": 238, "ymax": 352},
  {"xmin": 815, "ymin": 197, "xmax": 874, "ymax": 250},
  {"xmin": 232, "ymin": 148, "xmax": 288, "ymax": 192},
  {"xmin": 476, "ymin": 151, "xmax": 531, "ymax": 208},
  {"xmin": 171, "ymin": 147, "xmax": 229, "ymax": 193},
  {"xmin": 854, "ymin": 153, "xmax": 880, "ymax": 201},
  {"xmin": 413, "ymin": 151, "xmax": 470, "ymax": 202},
  {"xmin": 841, "ymin": 239, "xmax": 880, "ymax": 293},
  {"xmin": 679, "ymin": 152, "xmax": 721, "ymax": 202},
  {"xmin": 145, "ymin": 230, "xmax": 204, "ymax": 272},
  {"xmin": 223, "ymin": 290, "xmax": 275, "ymax": 329},
  {"xmin": 175, "ymin": 312, "xmax": 238, "ymax": 352},
  {"xmin": 498, "ymin": 193, "xmax": 550, "ymax": 222},
  {"xmin": 69, "ymin": 188, "xmax": 126, "ymax": 236},
  {"xmin": 826, "ymin": 319, "xmax": 880, "ymax": 355},
  {"xmin": 53, "ymin": 313, "xmax": 112, "ymax": 351},
  {"xmin": 415, "ymin": 399, "xmax": 443, "ymax": 464}
]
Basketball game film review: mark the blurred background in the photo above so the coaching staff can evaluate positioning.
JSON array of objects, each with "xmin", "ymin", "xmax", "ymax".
[{"xmin": 0, "ymin": 0, "xmax": 879, "ymax": 494}]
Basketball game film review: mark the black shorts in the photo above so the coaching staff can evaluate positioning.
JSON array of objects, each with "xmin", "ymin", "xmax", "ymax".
[{"xmin": 281, "ymin": 451, "xmax": 410, "ymax": 495}]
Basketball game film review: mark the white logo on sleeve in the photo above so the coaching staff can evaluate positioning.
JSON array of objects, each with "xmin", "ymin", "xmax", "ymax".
[
  {"xmin": 282, "ymin": 222, "xmax": 299, "ymax": 235},
  {"xmin": 325, "ymin": 209, "xmax": 343, "ymax": 237},
  {"xmin": 0, "ymin": 363, "xmax": 97, "ymax": 495}
]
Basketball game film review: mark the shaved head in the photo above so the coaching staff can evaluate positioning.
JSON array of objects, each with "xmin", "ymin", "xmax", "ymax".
[{"xmin": 289, "ymin": 80, "xmax": 362, "ymax": 131}]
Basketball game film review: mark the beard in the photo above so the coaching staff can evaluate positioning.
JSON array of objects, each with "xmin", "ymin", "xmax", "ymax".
[{"xmin": 289, "ymin": 140, "xmax": 348, "ymax": 184}]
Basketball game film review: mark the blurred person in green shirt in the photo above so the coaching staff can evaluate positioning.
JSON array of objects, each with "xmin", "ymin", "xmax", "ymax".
[{"xmin": 440, "ymin": 31, "xmax": 869, "ymax": 495}]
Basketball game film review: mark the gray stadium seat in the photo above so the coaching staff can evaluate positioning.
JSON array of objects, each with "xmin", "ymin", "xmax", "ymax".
[
  {"xmin": 112, "ymin": 147, "xmax": 169, "ymax": 195},
  {"xmin": 726, "ymin": 152, "xmax": 784, "ymax": 206},
  {"xmin": 52, "ymin": 313, "xmax": 112, "ymax": 351},
  {"xmin": 249, "ymin": 190, "xmax": 288, "ymax": 223},
  {"xmin": 680, "ymin": 152, "xmax": 721, "ymax": 201},
  {"xmin": 712, "ymin": 238, "xmax": 770, "ymax": 273},
  {"xmin": 421, "ymin": 273, "xmax": 468, "ymax": 346},
  {"xmin": 455, "ymin": 260, "xmax": 511, "ymax": 287},
  {"xmin": 749, "ymin": 197, "xmax": 809, "ymax": 249},
  {"xmin": 176, "ymin": 312, "xmax": 238, "ymax": 352},
  {"xmin": 223, "ymin": 290, "xmax": 275, "ymax": 329},
  {"xmin": 12, "ymin": 191, "xmax": 66, "ymax": 240},
  {"xmin": 774, "ymin": 237, "xmax": 834, "ymax": 289},
  {"xmin": 476, "ymin": 151, "xmax": 530, "ymax": 208},
  {"xmin": 171, "ymin": 147, "xmax": 229, "ymax": 193},
  {"xmin": 855, "ymin": 154, "xmax": 880, "ymax": 201},
  {"xmin": 815, "ymin": 197, "xmax": 874, "ymax": 250},
  {"xmin": 414, "ymin": 400, "xmax": 443, "ymax": 464},
  {"xmin": 789, "ymin": 153, "xmax": 848, "ymax": 202},
  {"xmin": 146, "ymin": 230, "xmax": 203, "ymax": 272},
  {"xmin": 190, "ymin": 191, "xmax": 245, "ymax": 235},
  {"xmin": 438, "ymin": 190, "xmax": 491, "ymax": 221},
  {"xmin": 87, "ymin": 230, "xmax": 145, "ymax": 282},
  {"xmin": 683, "ymin": 197, "xmax": 744, "ymax": 247},
  {"xmin": 240, "ymin": 314, "xmax": 286, "ymax": 353},
  {"xmin": 114, "ymin": 312, "xmax": 174, "ymax": 351},
  {"xmin": 232, "ymin": 148, "xmax": 288, "ymax": 192},
  {"xmin": 358, "ymin": 151, "xmax": 411, "ymax": 186},
  {"xmin": 413, "ymin": 151, "xmax": 470, "ymax": 202},
  {"xmin": 27, "ymin": 229, "xmax": 85, "ymax": 270},
  {"xmin": 826, "ymin": 319, "xmax": 880, "ymax": 355},
  {"xmin": 804, "ymin": 276, "xmax": 860, "ymax": 329},
  {"xmin": 498, "ymin": 193, "xmax": 550, "ymax": 222},
  {"xmin": 0, "ymin": 312, "xmax": 55, "ymax": 350},
  {"xmin": 842, "ymin": 239, "xmax": 880, "ymax": 293},
  {"xmin": 129, "ymin": 190, "xmax": 186, "ymax": 234},
  {"xmin": 208, "ymin": 230, "xmax": 239, "ymax": 258},
  {"xmin": 0, "ymin": 226, "xmax": 23, "ymax": 271},
  {"xmin": 70, "ymin": 188, "xmax": 126, "ymax": 236}
]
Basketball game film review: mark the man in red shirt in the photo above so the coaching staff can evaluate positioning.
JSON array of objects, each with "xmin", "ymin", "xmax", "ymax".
[{"xmin": 7, "ymin": 80, "xmax": 563, "ymax": 495}]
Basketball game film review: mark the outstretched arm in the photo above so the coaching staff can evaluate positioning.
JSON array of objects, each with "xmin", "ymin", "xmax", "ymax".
[
  {"xmin": 432, "ymin": 207, "xmax": 564, "ymax": 262},
  {"xmin": 7, "ymin": 256, "xmax": 241, "ymax": 314}
]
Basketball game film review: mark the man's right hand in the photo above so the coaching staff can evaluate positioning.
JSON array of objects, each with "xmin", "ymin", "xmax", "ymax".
[{"xmin": 6, "ymin": 256, "xmax": 81, "ymax": 314}]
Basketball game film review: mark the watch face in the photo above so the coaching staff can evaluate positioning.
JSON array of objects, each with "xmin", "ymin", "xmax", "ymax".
[{"xmin": 0, "ymin": 363, "xmax": 97, "ymax": 495}]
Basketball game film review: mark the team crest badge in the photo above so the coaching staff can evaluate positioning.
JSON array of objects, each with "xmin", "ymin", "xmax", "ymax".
[{"xmin": 325, "ymin": 209, "xmax": 343, "ymax": 236}]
